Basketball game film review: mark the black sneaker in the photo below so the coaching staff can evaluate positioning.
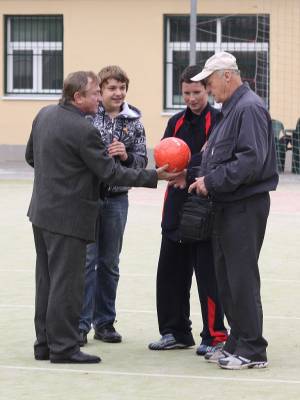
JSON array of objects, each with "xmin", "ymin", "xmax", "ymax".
[
  {"xmin": 34, "ymin": 351, "xmax": 50, "ymax": 360},
  {"xmin": 79, "ymin": 330, "xmax": 88, "ymax": 347},
  {"xmin": 94, "ymin": 324, "xmax": 122, "ymax": 343}
]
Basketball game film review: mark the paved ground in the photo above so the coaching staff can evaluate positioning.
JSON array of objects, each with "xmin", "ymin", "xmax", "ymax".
[{"xmin": 0, "ymin": 167, "xmax": 300, "ymax": 400}]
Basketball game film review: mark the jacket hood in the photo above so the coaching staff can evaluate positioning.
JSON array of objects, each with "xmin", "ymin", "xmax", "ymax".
[
  {"xmin": 118, "ymin": 102, "xmax": 141, "ymax": 119},
  {"xmin": 98, "ymin": 101, "xmax": 141, "ymax": 120}
]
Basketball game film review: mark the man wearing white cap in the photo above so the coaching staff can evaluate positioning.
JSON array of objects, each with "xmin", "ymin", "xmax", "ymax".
[{"xmin": 187, "ymin": 52, "xmax": 278, "ymax": 369}]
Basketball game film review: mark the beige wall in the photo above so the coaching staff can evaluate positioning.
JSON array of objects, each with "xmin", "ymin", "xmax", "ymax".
[
  {"xmin": 269, "ymin": 0, "xmax": 300, "ymax": 128},
  {"xmin": 1, "ymin": 0, "xmax": 300, "ymax": 154}
]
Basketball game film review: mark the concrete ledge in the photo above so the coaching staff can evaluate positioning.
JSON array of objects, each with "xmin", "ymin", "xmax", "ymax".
[
  {"xmin": 0, "ymin": 144, "xmax": 155, "ymax": 167},
  {"xmin": 146, "ymin": 148, "xmax": 155, "ymax": 169},
  {"xmin": 0, "ymin": 145, "xmax": 155, "ymax": 180},
  {"xmin": 0, "ymin": 145, "xmax": 26, "ymax": 162}
]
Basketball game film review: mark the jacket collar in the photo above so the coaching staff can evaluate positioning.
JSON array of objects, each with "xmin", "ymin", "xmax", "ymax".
[
  {"xmin": 59, "ymin": 102, "xmax": 86, "ymax": 117},
  {"xmin": 221, "ymin": 82, "xmax": 250, "ymax": 117},
  {"xmin": 184, "ymin": 102, "xmax": 210, "ymax": 121},
  {"xmin": 97, "ymin": 101, "xmax": 141, "ymax": 120}
]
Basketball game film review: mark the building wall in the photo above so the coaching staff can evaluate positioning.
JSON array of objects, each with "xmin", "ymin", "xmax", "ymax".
[{"xmin": 0, "ymin": 0, "xmax": 299, "ymax": 159}]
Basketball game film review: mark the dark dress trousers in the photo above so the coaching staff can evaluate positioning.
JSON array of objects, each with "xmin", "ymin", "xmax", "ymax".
[{"xmin": 26, "ymin": 103, "xmax": 157, "ymax": 359}]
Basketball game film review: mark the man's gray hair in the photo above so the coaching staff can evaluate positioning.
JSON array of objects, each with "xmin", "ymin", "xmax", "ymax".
[
  {"xmin": 59, "ymin": 71, "xmax": 99, "ymax": 104},
  {"xmin": 217, "ymin": 69, "xmax": 240, "ymax": 77}
]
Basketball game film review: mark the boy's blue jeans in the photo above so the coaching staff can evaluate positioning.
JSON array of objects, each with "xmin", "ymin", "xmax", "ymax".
[{"xmin": 79, "ymin": 193, "xmax": 128, "ymax": 333}]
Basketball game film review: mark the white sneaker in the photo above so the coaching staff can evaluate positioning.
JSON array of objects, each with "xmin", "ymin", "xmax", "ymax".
[
  {"xmin": 148, "ymin": 334, "xmax": 190, "ymax": 350},
  {"xmin": 204, "ymin": 343, "xmax": 231, "ymax": 363},
  {"xmin": 218, "ymin": 354, "xmax": 268, "ymax": 370}
]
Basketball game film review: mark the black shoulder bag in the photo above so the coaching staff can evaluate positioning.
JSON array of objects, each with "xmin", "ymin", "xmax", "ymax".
[{"xmin": 178, "ymin": 194, "xmax": 214, "ymax": 242}]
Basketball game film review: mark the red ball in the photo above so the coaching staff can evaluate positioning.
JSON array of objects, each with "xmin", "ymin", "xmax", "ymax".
[{"xmin": 154, "ymin": 137, "xmax": 191, "ymax": 172}]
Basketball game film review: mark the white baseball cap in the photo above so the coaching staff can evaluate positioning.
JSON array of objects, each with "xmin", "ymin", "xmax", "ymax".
[{"xmin": 191, "ymin": 52, "xmax": 238, "ymax": 82}]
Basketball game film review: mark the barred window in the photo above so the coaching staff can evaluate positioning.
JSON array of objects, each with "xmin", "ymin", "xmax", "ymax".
[
  {"xmin": 5, "ymin": 15, "xmax": 63, "ymax": 95},
  {"xmin": 164, "ymin": 14, "xmax": 269, "ymax": 110}
]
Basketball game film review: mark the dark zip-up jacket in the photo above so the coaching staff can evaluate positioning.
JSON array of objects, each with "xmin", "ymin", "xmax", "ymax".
[
  {"xmin": 161, "ymin": 103, "xmax": 219, "ymax": 240},
  {"xmin": 201, "ymin": 83, "xmax": 278, "ymax": 202}
]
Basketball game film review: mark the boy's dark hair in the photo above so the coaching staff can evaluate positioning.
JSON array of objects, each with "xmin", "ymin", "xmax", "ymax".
[
  {"xmin": 180, "ymin": 65, "xmax": 206, "ymax": 87},
  {"xmin": 98, "ymin": 65, "xmax": 130, "ymax": 90},
  {"xmin": 60, "ymin": 71, "xmax": 99, "ymax": 104}
]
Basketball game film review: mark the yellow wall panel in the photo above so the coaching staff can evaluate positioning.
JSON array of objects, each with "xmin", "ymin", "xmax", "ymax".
[{"xmin": 0, "ymin": 0, "xmax": 299, "ymax": 151}]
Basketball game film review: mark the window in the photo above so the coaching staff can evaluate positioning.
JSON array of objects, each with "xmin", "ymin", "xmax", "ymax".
[
  {"xmin": 164, "ymin": 14, "xmax": 269, "ymax": 109},
  {"xmin": 5, "ymin": 15, "xmax": 63, "ymax": 95}
]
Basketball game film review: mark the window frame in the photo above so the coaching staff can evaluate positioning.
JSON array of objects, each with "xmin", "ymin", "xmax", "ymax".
[
  {"xmin": 164, "ymin": 14, "xmax": 269, "ymax": 110},
  {"xmin": 4, "ymin": 15, "xmax": 64, "ymax": 96}
]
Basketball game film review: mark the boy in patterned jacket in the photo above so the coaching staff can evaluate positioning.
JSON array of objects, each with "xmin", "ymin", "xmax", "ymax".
[{"xmin": 79, "ymin": 65, "xmax": 147, "ymax": 345}]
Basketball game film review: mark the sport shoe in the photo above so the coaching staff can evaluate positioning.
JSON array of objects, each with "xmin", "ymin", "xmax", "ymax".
[
  {"xmin": 148, "ymin": 334, "xmax": 190, "ymax": 350},
  {"xmin": 196, "ymin": 342, "xmax": 223, "ymax": 356},
  {"xmin": 79, "ymin": 330, "xmax": 87, "ymax": 347},
  {"xmin": 204, "ymin": 343, "xmax": 230, "ymax": 363},
  {"xmin": 94, "ymin": 324, "xmax": 122, "ymax": 343},
  {"xmin": 218, "ymin": 354, "xmax": 268, "ymax": 370}
]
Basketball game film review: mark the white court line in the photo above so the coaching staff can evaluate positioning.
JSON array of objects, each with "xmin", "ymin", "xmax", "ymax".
[
  {"xmin": 1, "ymin": 269, "xmax": 300, "ymax": 284},
  {"xmin": 0, "ymin": 269, "xmax": 35, "ymax": 273},
  {"xmin": 0, "ymin": 364, "xmax": 300, "ymax": 385},
  {"xmin": 119, "ymin": 310, "xmax": 300, "ymax": 321},
  {"xmin": 271, "ymin": 211, "xmax": 300, "ymax": 216},
  {"xmin": 262, "ymin": 278, "xmax": 300, "ymax": 283},
  {"xmin": 123, "ymin": 276, "xmax": 300, "ymax": 284},
  {"xmin": 0, "ymin": 304, "xmax": 34, "ymax": 309},
  {"xmin": 0, "ymin": 304, "xmax": 300, "ymax": 321}
]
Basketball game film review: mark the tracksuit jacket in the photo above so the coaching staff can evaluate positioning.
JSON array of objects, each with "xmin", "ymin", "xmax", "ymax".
[{"xmin": 161, "ymin": 103, "xmax": 219, "ymax": 241}]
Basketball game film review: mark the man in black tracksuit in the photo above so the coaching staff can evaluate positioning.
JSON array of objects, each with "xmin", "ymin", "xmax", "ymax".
[{"xmin": 149, "ymin": 66, "xmax": 228, "ymax": 353}]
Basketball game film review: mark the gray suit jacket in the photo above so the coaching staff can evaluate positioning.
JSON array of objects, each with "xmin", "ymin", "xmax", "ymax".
[{"xmin": 25, "ymin": 103, "xmax": 157, "ymax": 242}]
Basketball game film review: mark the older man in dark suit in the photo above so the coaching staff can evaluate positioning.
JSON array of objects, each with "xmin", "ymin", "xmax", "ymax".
[{"xmin": 26, "ymin": 70, "xmax": 174, "ymax": 364}]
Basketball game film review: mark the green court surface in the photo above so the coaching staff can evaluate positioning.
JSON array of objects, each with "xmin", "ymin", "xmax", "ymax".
[{"xmin": 0, "ymin": 174, "xmax": 300, "ymax": 400}]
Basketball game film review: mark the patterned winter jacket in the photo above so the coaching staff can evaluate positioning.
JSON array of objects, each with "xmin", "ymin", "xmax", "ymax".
[{"xmin": 92, "ymin": 102, "xmax": 148, "ymax": 194}]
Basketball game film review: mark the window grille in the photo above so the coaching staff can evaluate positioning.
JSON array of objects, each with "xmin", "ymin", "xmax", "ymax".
[
  {"xmin": 164, "ymin": 14, "xmax": 269, "ymax": 110},
  {"xmin": 5, "ymin": 15, "xmax": 63, "ymax": 95}
]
